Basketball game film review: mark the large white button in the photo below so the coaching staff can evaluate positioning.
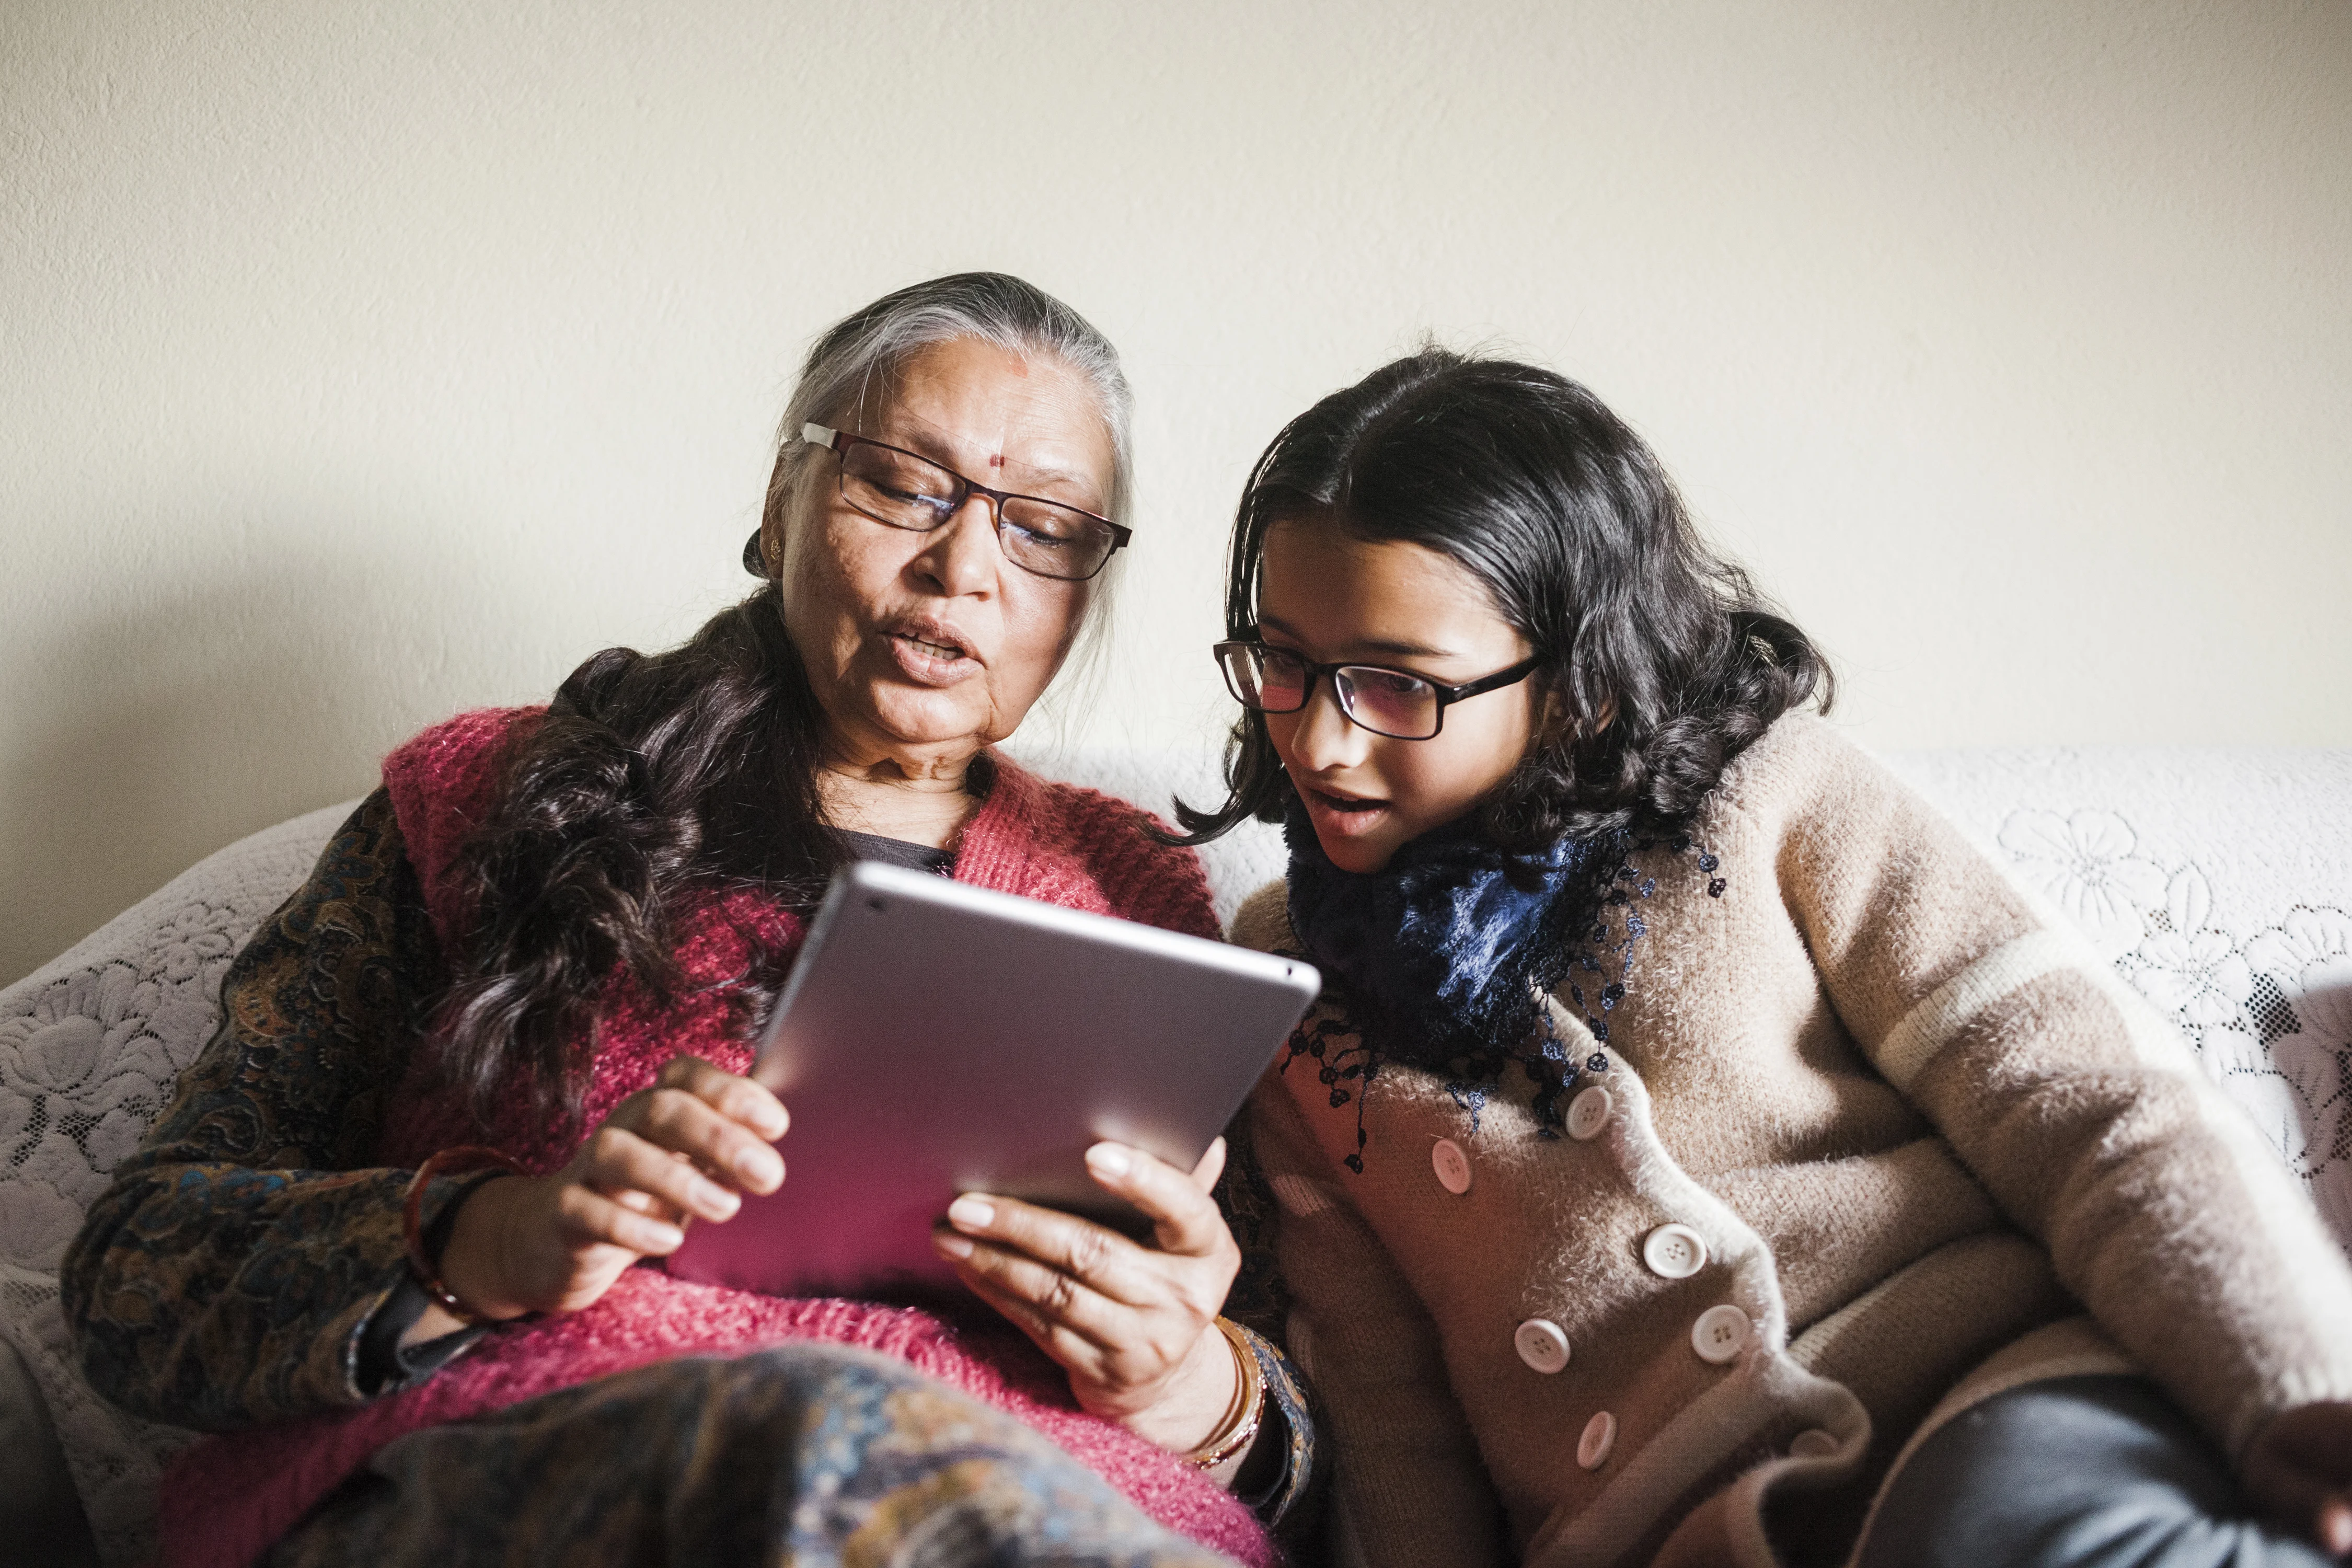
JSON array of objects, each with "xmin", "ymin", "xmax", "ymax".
[
  {"xmin": 1514, "ymin": 1318, "xmax": 1572, "ymax": 1374},
  {"xmin": 1566, "ymin": 1086, "xmax": 1613, "ymax": 1141},
  {"xmin": 1691, "ymin": 1304, "xmax": 1753, "ymax": 1364},
  {"xmin": 1642, "ymin": 1224, "xmax": 1709, "ymax": 1279},
  {"xmin": 1577, "ymin": 1410, "xmax": 1617, "ymax": 1470},
  {"xmin": 1431, "ymin": 1139, "xmax": 1472, "ymax": 1195},
  {"xmin": 1789, "ymin": 1428, "xmax": 1841, "ymax": 1459}
]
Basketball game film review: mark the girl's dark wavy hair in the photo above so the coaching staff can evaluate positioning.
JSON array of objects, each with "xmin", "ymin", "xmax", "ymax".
[
  {"xmin": 1173, "ymin": 348, "xmax": 1830, "ymax": 850},
  {"xmin": 426, "ymin": 272, "xmax": 1133, "ymax": 1131}
]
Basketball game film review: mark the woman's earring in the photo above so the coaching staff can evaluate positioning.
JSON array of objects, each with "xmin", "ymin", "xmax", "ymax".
[{"xmin": 742, "ymin": 529, "xmax": 768, "ymax": 578}]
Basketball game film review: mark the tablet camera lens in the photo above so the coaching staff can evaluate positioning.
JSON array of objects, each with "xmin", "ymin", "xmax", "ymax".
[{"xmin": 867, "ymin": 897, "xmax": 887, "ymax": 913}]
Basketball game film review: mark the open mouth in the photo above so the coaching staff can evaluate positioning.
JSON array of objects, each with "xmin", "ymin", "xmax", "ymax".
[
  {"xmin": 1310, "ymin": 787, "xmax": 1386, "ymax": 815},
  {"xmin": 880, "ymin": 619, "xmax": 980, "ymax": 684},
  {"xmin": 893, "ymin": 632, "xmax": 967, "ymax": 662}
]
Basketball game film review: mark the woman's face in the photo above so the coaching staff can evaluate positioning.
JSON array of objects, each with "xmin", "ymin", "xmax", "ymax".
[
  {"xmin": 1257, "ymin": 515, "xmax": 1544, "ymax": 874},
  {"xmin": 772, "ymin": 337, "xmax": 1115, "ymax": 771}
]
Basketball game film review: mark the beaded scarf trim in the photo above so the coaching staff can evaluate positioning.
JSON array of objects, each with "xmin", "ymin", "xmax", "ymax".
[{"xmin": 1281, "ymin": 831, "xmax": 1724, "ymax": 1172}]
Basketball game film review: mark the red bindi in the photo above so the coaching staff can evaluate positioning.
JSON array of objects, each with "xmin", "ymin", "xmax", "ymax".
[{"xmin": 988, "ymin": 454, "xmax": 1005, "ymax": 468}]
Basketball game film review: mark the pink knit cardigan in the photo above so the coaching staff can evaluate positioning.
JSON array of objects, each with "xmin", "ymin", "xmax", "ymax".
[{"xmin": 156, "ymin": 709, "xmax": 1272, "ymax": 1567}]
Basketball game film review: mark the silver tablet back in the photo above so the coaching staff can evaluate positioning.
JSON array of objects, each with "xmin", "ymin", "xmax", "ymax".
[{"xmin": 666, "ymin": 860, "xmax": 1321, "ymax": 1297}]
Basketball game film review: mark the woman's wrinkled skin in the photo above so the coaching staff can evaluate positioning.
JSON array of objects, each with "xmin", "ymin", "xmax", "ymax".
[
  {"xmin": 770, "ymin": 335, "xmax": 1112, "ymax": 847},
  {"xmin": 418, "ymin": 338, "xmax": 1257, "ymax": 1474}
]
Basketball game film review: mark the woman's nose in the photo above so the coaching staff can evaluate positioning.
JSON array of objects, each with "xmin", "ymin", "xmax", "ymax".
[{"xmin": 912, "ymin": 497, "xmax": 1001, "ymax": 596}]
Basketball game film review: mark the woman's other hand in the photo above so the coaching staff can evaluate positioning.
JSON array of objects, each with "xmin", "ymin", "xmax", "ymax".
[
  {"xmin": 2245, "ymin": 1401, "xmax": 2352, "ymax": 1558},
  {"xmin": 927, "ymin": 1142, "xmax": 1251, "ymax": 1457},
  {"xmin": 934, "ymin": 1139, "xmax": 1244, "ymax": 1459},
  {"xmin": 414, "ymin": 1057, "xmax": 787, "ymax": 1334}
]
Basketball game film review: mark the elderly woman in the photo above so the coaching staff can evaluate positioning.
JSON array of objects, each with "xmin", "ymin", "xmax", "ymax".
[{"xmin": 62, "ymin": 274, "xmax": 1312, "ymax": 1568}]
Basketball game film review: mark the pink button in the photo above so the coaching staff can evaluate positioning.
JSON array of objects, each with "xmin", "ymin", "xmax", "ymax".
[
  {"xmin": 1577, "ymin": 1410, "xmax": 1617, "ymax": 1470},
  {"xmin": 1432, "ymin": 1139, "xmax": 1472, "ymax": 1195}
]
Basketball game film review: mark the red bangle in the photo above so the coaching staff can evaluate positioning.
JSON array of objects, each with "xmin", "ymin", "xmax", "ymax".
[{"xmin": 401, "ymin": 1145, "xmax": 523, "ymax": 1326}]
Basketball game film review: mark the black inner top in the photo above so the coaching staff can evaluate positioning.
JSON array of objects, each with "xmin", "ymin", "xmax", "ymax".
[{"xmin": 841, "ymin": 829, "xmax": 955, "ymax": 875}]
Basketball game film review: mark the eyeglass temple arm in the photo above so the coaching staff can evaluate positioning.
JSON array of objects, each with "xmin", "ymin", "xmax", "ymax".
[{"xmin": 1438, "ymin": 655, "xmax": 1543, "ymax": 702}]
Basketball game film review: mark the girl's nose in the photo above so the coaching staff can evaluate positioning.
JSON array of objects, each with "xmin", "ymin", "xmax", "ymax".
[{"xmin": 1290, "ymin": 678, "xmax": 1370, "ymax": 769}]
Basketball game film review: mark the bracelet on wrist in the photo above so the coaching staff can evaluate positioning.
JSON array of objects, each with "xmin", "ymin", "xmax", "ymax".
[
  {"xmin": 1185, "ymin": 1317, "xmax": 1266, "ymax": 1470},
  {"xmin": 401, "ymin": 1145, "xmax": 524, "ymax": 1327}
]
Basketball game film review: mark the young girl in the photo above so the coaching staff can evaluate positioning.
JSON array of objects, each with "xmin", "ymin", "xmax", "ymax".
[{"xmin": 1187, "ymin": 350, "xmax": 2352, "ymax": 1567}]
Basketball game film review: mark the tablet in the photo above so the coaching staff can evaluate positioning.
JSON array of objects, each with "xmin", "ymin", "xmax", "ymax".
[{"xmin": 665, "ymin": 859, "xmax": 1321, "ymax": 1297}]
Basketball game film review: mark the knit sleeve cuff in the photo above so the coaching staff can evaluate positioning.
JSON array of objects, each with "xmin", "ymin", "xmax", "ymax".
[
  {"xmin": 1236, "ymin": 1324, "xmax": 1322, "ymax": 1531},
  {"xmin": 343, "ymin": 1168, "xmax": 499, "ymax": 1401}
]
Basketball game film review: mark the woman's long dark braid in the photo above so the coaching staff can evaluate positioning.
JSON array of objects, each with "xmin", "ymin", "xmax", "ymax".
[{"xmin": 429, "ymin": 585, "xmax": 837, "ymax": 1131}]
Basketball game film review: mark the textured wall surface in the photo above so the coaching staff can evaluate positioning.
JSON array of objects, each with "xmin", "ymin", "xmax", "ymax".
[{"xmin": 4, "ymin": 0, "xmax": 2349, "ymax": 985}]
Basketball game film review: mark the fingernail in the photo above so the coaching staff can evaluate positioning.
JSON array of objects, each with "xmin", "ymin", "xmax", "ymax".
[
  {"xmin": 947, "ymin": 1195, "xmax": 994, "ymax": 1231},
  {"xmin": 735, "ymin": 1147, "xmax": 779, "ymax": 1186},
  {"xmin": 933, "ymin": 1230, "xmax": 974, "ymax": 1260},
  {"xmin": 642, "ymin": 1221, "xmax": 685, "ymax": 1252},
  {"xmin": 695, "ymin": 1179, "xmax": 741, "ymax": 1218},
  {"xmin": 1086, "ymin": 1143, "xmax": 1131, "ymax": 1178}
]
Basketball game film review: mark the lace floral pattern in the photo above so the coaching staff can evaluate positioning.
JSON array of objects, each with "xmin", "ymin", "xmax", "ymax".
[
  {"xmin": 0, "ymin": 801, "xmax": 362, "ymax": 1566},
  {"xmin": 1998, "ymin": 809, "xmax": 2174, "ymax": 958},
  {"xmin": 1993, "ymin": 808, "xmax": 2352, "ymax": 1251}
]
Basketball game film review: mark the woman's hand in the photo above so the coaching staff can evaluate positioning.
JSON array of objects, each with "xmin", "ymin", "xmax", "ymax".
[
  {"xmin": 2245, "ymin": 1401, "xmax": 2352, "ymax": 1558},
  {"xmin": 933, "ymin": 1139, "xmax": 1245, "ymax": 1459},
  {"xmin": 413, "ymin": 1057, "xmax": 787, "ymax": 1336}
]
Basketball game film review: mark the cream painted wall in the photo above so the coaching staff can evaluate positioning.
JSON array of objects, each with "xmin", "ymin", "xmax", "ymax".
[{"xmin": 4, "ymin": 0, "xmax": 2348, "ymax": 985}]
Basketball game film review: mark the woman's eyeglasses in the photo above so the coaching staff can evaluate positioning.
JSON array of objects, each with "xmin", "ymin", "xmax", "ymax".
[
  {"xmin": 802, "ymin": 424, "xmax": 1130, "ymax": 583},
  {"xmin": 1213, "ymin": 640, "xmax": 1540, "ymax": 741}
]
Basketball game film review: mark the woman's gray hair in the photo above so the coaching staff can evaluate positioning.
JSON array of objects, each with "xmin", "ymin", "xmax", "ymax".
[
  {"xmin": 759, "ymin": 274, "xmax": 1134, "ymax": 704},
  {"xmin": 763, "ymin": 271, "xmax": 1136, "ymax": 539}
]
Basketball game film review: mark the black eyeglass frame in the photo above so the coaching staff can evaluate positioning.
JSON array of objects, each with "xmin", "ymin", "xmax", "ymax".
[
  {"xmin": 801, "ymin": 422, "xmax": 1132, "ymax": 582},
  {"xmin": 1212, "ymin": 639, "xmax": 1543, "ymax": 741}
]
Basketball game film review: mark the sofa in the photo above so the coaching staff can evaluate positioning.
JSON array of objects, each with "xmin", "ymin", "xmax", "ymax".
[{"xmin": 5, "ymin": 742, "xmax": 2348, "ymax": 1566}]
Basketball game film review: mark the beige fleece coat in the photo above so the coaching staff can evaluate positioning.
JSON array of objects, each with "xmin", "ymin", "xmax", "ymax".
[{"xmin": 1232, "ymin": 714, "xmax": 2352, "ymax": 1568}]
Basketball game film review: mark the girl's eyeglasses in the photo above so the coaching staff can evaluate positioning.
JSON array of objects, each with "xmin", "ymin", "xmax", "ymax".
[{"xmin": 1213, "ymin": 640, "xmax": 1540, "ymax": 741}]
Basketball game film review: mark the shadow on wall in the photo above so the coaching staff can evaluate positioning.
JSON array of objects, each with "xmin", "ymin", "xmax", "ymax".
[{"xmin": 0, "ymin": 546, "xmax": 516, "ymax": 988}]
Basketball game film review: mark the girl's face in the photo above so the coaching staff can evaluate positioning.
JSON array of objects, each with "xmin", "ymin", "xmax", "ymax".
[{"xmin": 1256, "ymin": 516, "xmax": 1545, "ymax": 874}]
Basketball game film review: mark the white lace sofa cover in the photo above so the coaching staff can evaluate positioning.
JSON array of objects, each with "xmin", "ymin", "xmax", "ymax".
[{"xmin": 5, "ymin": 745, "xmax": 2348, "ymax": 1564}]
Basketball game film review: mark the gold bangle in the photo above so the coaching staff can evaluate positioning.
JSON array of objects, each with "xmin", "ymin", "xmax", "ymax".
[{"xmin": 1185, "ymin": 1318, "xmax": 1266, "ymax": 1469}]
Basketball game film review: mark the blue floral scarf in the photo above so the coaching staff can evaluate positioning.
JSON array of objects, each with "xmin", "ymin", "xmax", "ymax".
[{"xmin": 1282, "ymin": 799, "xmax": 1628, "ymax": 1155}]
